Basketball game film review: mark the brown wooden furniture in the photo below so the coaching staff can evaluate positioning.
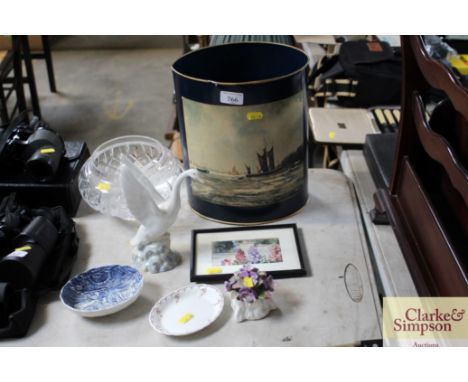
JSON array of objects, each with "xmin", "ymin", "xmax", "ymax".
[{"xmin": 376, "ymin": 36, "xmax": 468, "ymax": 296}]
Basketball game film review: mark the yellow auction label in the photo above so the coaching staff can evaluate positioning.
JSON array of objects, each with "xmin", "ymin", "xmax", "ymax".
[
  {"xmin": 179, "ymin": 313, "xmax": 194, "ymax": 324},
  {"xmin": 383, "ymin": 297, "xmax": 468, "ymax": 346},
  {"xmin": 328, "ymin": 131, "xmax": 336, "ymax": 139},
  {"xmin": 247, "ymin": 112, "xmax": 263, "ymax": 121},
  {"xmin": 15, "ymin": 245, "xmax": 32, "ymax": 252},
  {"xmin": 206, "ymin": 267, "xmax": 222, "ymax": 275},
  {"xmin": 40, "ymin": 148, "xmax": 56, "ymax": 154},
  {"xmin": 96, "ymin": 182, "xmax": 111, "ymax": 192}
]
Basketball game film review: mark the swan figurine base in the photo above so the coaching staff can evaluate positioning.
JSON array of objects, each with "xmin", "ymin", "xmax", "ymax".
[{"xmin": 132, "ymin": 233, "xmax": 181, "ymax": 274}]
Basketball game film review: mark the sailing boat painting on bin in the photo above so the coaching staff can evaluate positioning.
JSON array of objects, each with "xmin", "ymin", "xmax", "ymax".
[{"xmin": 182, "ymin": 92, "xmax": 305, "ymax": 208}]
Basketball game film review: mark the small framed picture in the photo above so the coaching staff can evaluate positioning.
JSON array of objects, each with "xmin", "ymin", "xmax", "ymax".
[{"xmin": 190, "ymin": 223, "xmax": 306, "ymax": 282}]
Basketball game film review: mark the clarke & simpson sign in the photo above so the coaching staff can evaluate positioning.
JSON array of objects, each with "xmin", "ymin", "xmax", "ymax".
[{"xmin": 383, "ymin": 297, "xmax": 468, "ymax": 347}]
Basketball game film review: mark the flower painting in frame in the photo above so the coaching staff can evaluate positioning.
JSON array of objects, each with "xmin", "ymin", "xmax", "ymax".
[{"xmin": 190, "ymin": 224, "xmax": 305, "ymax": 282}]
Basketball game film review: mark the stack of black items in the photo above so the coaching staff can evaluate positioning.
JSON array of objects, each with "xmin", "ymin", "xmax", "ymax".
[
  {"xmin": 363, "ymin": 107, "xmax": 401, "ymax": 191},
  {"xmin": 0, "ymin": 193, "xmax": 79, "ymax": 339},
  {"xmin": 0, "ymin": 113, "xmax": 90, "ymax": 216},
  {"xmin": 371, "ymin": 107, "xmax": 401, "ymax": 133},
  {"xmin": 363, "ymin": 133, "xmax": 398, "ymax": 191},
  {"xmin": 364, "ymin": 102, "xmax": 441, "ymax": 191}
]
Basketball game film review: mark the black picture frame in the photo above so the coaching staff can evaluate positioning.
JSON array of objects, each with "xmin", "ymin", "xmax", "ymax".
[{"xmin": 190, "ymin": 223, "xmax": 306, "ymax": 283}]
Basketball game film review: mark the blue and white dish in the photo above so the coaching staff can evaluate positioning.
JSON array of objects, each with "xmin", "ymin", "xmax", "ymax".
[{"xmin": 60, "ymin": 265, "xmax": 144, "ymax": 317}]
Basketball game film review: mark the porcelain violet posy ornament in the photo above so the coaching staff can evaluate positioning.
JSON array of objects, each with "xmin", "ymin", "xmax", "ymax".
[
  {"xmin": 120, "ymin": 158, "xmax": 199, "ymax": 273},
  {"xmin": 225, "ymin": 265, "xmax": 277, "ymax": 322}
]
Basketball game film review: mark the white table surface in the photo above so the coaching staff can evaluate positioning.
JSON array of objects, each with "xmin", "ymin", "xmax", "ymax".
[
  {"xmin": 340, "ymin": 150, "xmax": 417, "ymax": 297},
  {"xmin": 3, "ymin": 169, "xmax": 382, "ymax": 346}
]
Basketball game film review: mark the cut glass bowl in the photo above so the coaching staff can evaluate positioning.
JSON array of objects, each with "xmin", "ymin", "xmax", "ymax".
[{"xmin": 79, "ymin": 135, "xmax": 182, "ymax": 221}]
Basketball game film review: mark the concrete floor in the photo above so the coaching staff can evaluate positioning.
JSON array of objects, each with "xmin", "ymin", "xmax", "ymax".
[
  {"xmin": 31, "ymin": 47, "xmax": 182, "ymax": 150},
  {"xmin": 51, "ymin": 36, "xmax": 182, "ymax": 50}
]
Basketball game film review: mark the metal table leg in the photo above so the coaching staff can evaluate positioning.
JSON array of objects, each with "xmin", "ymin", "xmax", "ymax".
[
  {"xmin": 11, "ymin": 37, "xmax": 28, "ymax": 119},
  {"xmin": 41, "ymin": 36, "xmax": 57, "ymax": 93},
  {"xmin": 18, "ymin": 36, "xmax": 41, "ymax": 118}
]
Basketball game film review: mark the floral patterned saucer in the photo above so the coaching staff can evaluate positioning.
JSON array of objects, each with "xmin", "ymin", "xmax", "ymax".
[{"xmin": 149, "ymin": 284, "xmax": 224, "ymax": 336}]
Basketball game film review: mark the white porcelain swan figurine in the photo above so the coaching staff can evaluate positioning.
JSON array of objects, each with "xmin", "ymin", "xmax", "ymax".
[{"xmin": 119, "ymin": 159, "xmax": 198, "ymax": 273}]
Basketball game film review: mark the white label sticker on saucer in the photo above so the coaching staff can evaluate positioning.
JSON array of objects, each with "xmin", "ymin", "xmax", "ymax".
[
  {"xmin": 220, "ymin": 91, "xmax": 243, "ymax": 105},
  {"xmin": 5, "ymin": 250, "xmax": 28, "ymax": 260}
]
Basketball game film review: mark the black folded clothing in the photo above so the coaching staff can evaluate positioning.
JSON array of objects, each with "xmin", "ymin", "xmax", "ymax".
[
  {"xmin": 363, "ymin": 133, "xmax": 397, "ymax": 190},
  {"xmin": 0, "ymin": 194, "xmax": 79, "ymax": 338},
  {"xmin": 0, "ymin": 284, "xmax": 37, "ymax": 339}
]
